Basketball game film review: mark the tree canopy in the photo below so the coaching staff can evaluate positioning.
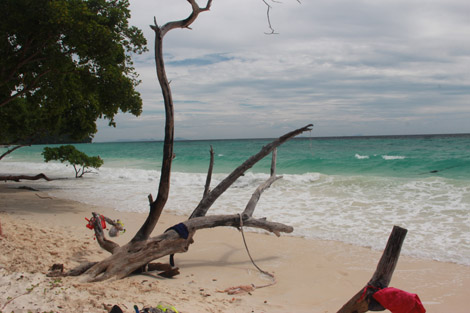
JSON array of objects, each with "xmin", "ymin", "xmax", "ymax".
[
  {"xmin": 43, "ymin": 145, "xmax": 104, "ymax": 178},
  {"xmin": 0, "ymin": 0, "xmax": 147, "ymax": 145}
]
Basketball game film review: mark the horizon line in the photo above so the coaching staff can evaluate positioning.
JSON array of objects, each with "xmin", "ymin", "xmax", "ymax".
[{"xmin": 92, "ymin": 132, "xmax": 470, "ymax": 144}]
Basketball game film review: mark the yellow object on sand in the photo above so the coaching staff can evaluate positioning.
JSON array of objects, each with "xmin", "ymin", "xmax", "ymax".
[{"xmin": 156, "ymin": 304, "xmax": 178, "ymax": 313}]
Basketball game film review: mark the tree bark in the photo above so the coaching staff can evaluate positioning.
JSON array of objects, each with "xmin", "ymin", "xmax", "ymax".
[
  {"xmin": 337, "ymin": 226, "xmax": 408, "ymax": 313},
  {"xmin": 78, "ymin": 212, "xmax": 293, "ymax": 282},
  {"xmin": 130, "ymin": 0, "xmax": 213, "ymax": 243}
]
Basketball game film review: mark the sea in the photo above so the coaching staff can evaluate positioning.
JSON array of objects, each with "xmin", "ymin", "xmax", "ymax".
[{"xmin": 1, "ymin": 134, "xmax": 469, "ymax": 266}]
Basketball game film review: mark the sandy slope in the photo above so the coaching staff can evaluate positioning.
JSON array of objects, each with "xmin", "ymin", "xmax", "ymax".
[{"xmin": 1, "ymin": 184, "xmax": 469, "ymax": 313}]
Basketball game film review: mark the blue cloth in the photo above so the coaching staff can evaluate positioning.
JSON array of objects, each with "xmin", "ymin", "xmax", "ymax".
[
  {"xmin": 165, "ymin": 223, "xmax": 189, "ymax": 239},
  {"xmin": 165, "ymin": 223, "xmax": 190, "ymax": 267}
]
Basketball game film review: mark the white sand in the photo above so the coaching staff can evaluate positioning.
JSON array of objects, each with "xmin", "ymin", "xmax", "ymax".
[{"xmin": 1, "ymin": 184, "xmax": 469, "ymax": 312}]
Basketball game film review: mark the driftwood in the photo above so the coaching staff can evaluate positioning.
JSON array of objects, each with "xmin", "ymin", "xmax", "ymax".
[
  {"xmin": 56, "ymin": 124, "xmax": 310, "ymax": 282},
  {"xmin": 47, "ymin": 0, "xmax": 313, "ymax": 282},
  {"xmin": 0, "ymin": 173, "xmax": 52, "ymax": 182},
  {"xmin": 337, "ymin": 226, "xmax": 408, "ymax": 313}
]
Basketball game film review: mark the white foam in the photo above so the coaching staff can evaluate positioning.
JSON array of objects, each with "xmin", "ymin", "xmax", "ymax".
[
  {"xmin": 382, "ymin": 155, "xmax": 406, "ymax": 160},
  {"xmin": 1, "ymin": 161, "xmax": 468, "ymax": 266},
  {"xmin": 355, "ymin": 153, "xmax": 370, "ymax": 159}
]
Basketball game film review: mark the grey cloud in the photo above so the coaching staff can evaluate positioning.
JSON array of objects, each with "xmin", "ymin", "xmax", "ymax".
[{"xmin": 94, "ymin": 0, "xmax": 470, "ymax": 141}]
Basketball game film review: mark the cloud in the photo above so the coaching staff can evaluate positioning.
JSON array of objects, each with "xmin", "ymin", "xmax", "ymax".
[
  {"xmin": 166, "ymin": 53, "xmax": 234, "ymax": 67},
  {"xmin": 94, "ymin": 0, "xmax": 470, "ymax": 141}
]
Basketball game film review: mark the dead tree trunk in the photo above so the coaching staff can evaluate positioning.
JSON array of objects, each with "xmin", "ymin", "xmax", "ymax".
[
  {"xmin": 337, "ymin": 226, "xmax": 408, "ymax": 313},
  {"xmin": 53, "ymin": 0, "xmax": 313, "ymax": 282},
  {"xmin": 59, "ymin": 125, "xmax": 310, "ymax": 282}
]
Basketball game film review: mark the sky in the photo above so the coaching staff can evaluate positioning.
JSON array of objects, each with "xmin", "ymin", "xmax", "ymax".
[{"xmin": 94, "ymin": 0, "xmax": 470, "ymax": 142}]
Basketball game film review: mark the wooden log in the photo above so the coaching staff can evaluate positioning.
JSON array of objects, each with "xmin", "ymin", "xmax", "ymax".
[
  {"xmin": 0, "ymin": 173, "xmax": 52, "ymax": 182},
  {"xmin": 337, "ymin": 226, "xmax": 408, "ymax": 313}
]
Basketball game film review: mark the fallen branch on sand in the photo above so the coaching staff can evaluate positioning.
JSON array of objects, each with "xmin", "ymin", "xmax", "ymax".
[
  {"xmin": 50, "ymin": 125, "xmax": 311, "ymax": 282},
  {"xmin": 0, "ymin": 173, "xmax": 52, "ymax": 182}
]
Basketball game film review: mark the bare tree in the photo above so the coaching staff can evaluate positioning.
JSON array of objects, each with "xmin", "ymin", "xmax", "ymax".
[{"xmin": 50, "ymin": 0, "xmax": 312, "ymax": 282}]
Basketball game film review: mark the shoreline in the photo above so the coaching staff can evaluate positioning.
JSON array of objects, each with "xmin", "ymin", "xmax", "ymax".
[
  {"xmin": 1, "ymin": 183, "xmax": 469, "ymax": 312},
  {"xmin": 2, "ymin": 152, "xmax": 469, "ymax": 268}
]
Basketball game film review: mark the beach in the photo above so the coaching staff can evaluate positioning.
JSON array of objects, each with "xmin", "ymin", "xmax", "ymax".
[{"xmin": 1, "ymin": 183, "xmax": 469, "ymax": 313}]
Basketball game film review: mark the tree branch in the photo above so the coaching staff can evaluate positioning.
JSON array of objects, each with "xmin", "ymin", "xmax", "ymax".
[
  {"xmin": 190, "ymin": 124, "xmax": 313, "ymax": 219},
  {"xmin": 1, "ymin": 69, "xmax": 52, "ymax": 107},
  {"xmin": 0, "ymin": 145, "xmax": 29, "ymax": 161},
  {"xmin": 262, "ymin": 0, "xmax": 279, "ymax": 35},
  {"xmin": 158, "ymin": 0, "xmax": 213, "ymax": 37},
  {"xmin": 203, "ymin": 145, "xmax": 214, "ymax": 198},
  {"xmin": 0, "ymin": 34, "xmax": 55, "ymax": 107},
  {"xmin": 133, "ymin": 0, "xmax": 214, "ymax": 243},
  {"xmin": 243, "ymin": 149, "xmax": 282, "ymax": 217},
  {"xmin": 91, "ymin": 212, "xmax": 120, "ymax": 254},
  {"xmin": 184, "ymin": 214, "xmax": 293, "ymax": 235}
]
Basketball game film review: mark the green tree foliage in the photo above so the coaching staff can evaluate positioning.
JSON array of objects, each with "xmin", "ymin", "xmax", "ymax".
[
  {"xmin": 0, "ymin": 0, "xmax": 147, "ymax": 145},
  {"xmin": 42, "ymin": 145, "xmax": 104, "ymax": 178}
]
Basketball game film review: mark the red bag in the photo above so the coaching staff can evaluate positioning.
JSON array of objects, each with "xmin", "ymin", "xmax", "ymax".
[{"xmin": 373, "ymin": 287, "xmax": 426, "ymax": 313}]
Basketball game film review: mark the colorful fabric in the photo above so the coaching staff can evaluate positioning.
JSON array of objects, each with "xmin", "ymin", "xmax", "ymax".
[
  {"xmin": 372, "ymin": 287, "xmax": 426, "ymax": 313},
  {"xmin": 85, "ymin": 215, "xmax": 106, "ymax": 230}
]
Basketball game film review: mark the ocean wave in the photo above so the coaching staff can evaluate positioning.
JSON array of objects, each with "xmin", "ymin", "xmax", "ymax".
[
  {"xmin": 382, "ymin": 155, "xmax": 406, "ymax": 160},
  {"xmin": 1, "ymin": 161, "xmax": 469, "ymax": 266}
]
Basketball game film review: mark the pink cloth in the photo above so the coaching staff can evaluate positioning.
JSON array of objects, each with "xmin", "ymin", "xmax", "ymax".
[{"xmin": 373, "ymin": 287, "xmax": 426, "ymax": 313}]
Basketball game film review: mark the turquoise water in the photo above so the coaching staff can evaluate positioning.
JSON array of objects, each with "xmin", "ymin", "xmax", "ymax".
[
  {"xmin": 1, "ymin": 134, "xmax": 469, "ymax": 265},
  {"xmin": 4, "ymin": 134, "xmax": 470, "ymax": 179}
]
